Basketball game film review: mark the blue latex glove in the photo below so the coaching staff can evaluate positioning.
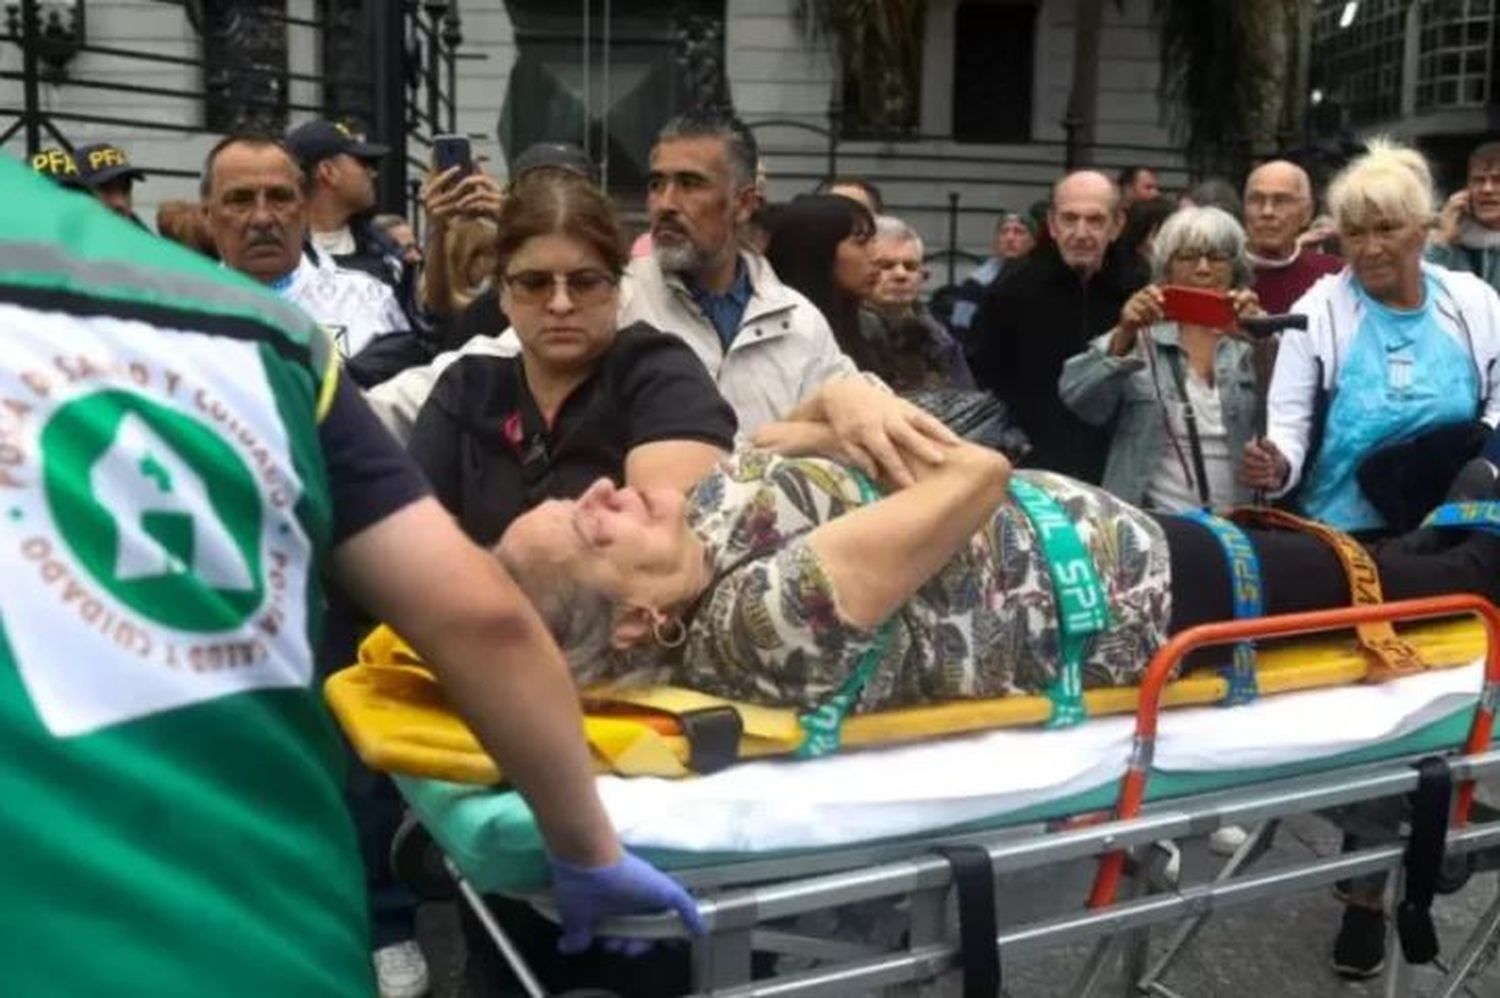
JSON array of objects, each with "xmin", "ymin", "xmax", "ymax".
[{"xmin": 549, "ymin": 850, "xmax": 706, "ymax": 956}]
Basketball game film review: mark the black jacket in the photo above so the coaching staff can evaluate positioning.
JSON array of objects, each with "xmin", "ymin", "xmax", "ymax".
[{"xmin": 969, "ymin": 243, "xmax": 1144, "ymax": 483}]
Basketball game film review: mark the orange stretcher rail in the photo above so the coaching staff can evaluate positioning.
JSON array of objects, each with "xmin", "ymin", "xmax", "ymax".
[{"xmin": 1087, "ymin": 593, "xmax": 1500, "ymax": 909}]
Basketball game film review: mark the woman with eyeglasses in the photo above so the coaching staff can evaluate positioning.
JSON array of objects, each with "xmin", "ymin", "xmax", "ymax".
[
  {"xmin": 407, "ymin": 168, "xmax": 736, "ymax": 546},
  {"xmin": 1060, "ymin": 206, "xmax": 1264, "ymax": 512},
  {"xmin": 1244, "ymin": 138, "xmax": 1500, "ymax": 535}
]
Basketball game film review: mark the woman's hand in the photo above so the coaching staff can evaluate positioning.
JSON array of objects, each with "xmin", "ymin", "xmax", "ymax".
[
  {"xmin": 1227, "ymin": 288, "xmax": 1264, "ymax": 321},
  {"xmin": 1224, "ymin": 288, "xmax": 1266, "ymax": 340},
  {"xmin": 813, "ymin": 379, "xmax": 959, "ymax": 487},
  {"xmin": 421, "ymin": 169, "xmax": 504, "ymax": 232},
  {"xmin": 1110, "ymin": 285, "xmax": 1165, "ymax": 355},
  {"xmin": 1240, "ymin": 437, "xmax": 1290, "ymax": 491}
]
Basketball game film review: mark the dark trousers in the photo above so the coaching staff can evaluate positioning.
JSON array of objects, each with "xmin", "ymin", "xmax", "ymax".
[
  {"xmin": 1155, "ymin": 514, "xmax": 1500, "ymax": 632},
  {"xmin": 347, "ymin": 757, "xmax": 419, "ymax": 948},
  {"xmin": 1156, "ymin": 515, "xmax": 1500, "ymax": 899},
  {"xmin": 323, "ymin": 588, "xmax": 418, "ymax": 951}
]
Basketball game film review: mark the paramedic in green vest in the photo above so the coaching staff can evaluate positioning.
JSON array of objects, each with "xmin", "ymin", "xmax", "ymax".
[{"xmin": 0, "ymin": 152, "xmax": 700, "ymax": 997}]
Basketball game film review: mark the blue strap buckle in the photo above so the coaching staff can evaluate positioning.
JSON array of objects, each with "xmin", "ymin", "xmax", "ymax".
[{"xmin": 1179, "ymin": 509, "xmax": 1263, "ymax": 706}]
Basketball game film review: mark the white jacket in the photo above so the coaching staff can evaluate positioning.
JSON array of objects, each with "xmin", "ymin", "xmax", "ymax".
[
  {"xmin": 1267, "ymin": 262, "xmax": 1500, "ymax": 495},
  {"xmin": 366, "ymin": 250, "xmax": 859, "ymax": 441},
  {"xmin": 280, "ymin": 248, "xmax": 408, "ymax": 358}
]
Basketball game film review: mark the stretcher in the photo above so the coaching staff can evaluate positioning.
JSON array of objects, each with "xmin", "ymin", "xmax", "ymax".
[{"xmin": 330, "ymin": 595, "xmax": 1500, "ymax": 996}]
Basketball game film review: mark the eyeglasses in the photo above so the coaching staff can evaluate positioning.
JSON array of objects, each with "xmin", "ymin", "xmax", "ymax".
[
  {"xmin": 1170, "ymin": 249, "xmax": 1233, "ymax": 265},
  {"xmin": 502, "ymin": 268, "xmax": 618, "ymax": 307}
]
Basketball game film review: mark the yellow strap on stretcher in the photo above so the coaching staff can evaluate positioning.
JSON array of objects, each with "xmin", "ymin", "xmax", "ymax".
[
  {"xmin": 1230, "ymin": 506, "xmax": 1426, "ymax": 681},
  {"xmin": 326, "ymin": 617, "xmax": 1484, "ymax": 785}
]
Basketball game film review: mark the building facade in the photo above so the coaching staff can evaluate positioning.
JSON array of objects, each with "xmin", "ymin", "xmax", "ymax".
[
  {"xmin": 2, "ymin": 0, "xmax": 1187, "ymax": 269},
  {"xmin": 1306, "ymin": 0, "xmax": 1500, "ymax": 188}
]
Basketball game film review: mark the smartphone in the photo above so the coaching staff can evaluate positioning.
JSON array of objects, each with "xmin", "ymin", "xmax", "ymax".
[
  {"xmin": 1160, "ymin": 285, "xmax": 1237, "ymax": 329},
  {"xmin": 432, "ymin": 134, "xmax": 473, "ymax": 181}
]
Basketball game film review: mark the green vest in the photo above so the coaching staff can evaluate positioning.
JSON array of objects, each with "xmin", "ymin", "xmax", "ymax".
[{"xmin": 0, "ymin": 159, "xmax": 369, "ymax": 997}]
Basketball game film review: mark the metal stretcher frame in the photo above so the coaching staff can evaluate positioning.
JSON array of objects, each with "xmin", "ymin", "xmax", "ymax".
[{"xmin": 450, "ymin": 595, "xmax": 1500, "ymax": 997}]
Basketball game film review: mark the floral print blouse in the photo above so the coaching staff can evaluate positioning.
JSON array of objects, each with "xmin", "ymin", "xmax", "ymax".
[{"xmin": 652, "ymin": 451, "xmax": 1173, "ymax": 713}]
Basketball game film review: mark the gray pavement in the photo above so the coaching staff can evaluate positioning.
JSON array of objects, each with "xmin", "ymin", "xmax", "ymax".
[{"xmin": 418, "ymin": 799, "xmax": 1500, "ymax": 997}]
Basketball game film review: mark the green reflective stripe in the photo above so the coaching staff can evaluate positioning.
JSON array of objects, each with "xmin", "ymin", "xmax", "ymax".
[
  {"xmin": 795, "ymin": 469, "xmax": 897, "ymax": 759},
  {"xmin": 1008, "ymin": 476, "xmax": 1110, "ymax": 728},
  {"xmin": 0, "ymin": 159, "xmax": 325, "ymax": 375},
  {"xmin": 0, "ymin": 239, "xmax": 324, "ymax": 361}
]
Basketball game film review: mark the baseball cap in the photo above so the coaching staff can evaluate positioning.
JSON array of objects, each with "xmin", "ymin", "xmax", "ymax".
[
  {"xmin": 510, "ymin": 142, "xmax": 597, "ymax": 183},
  {"xmin": 997, "ymin": 208, "xmax": 1039, "ymax": 235},
  {"xmin": 30, "ymin": 147, "xmax": 86, "ymax": 189},
  {"xmin": 284, "ymin": 119, "xmax": 389, "ymax": 168},
  {"xmin": 75, "ymin": 142, "xmax": 147, "ymax": 188}
]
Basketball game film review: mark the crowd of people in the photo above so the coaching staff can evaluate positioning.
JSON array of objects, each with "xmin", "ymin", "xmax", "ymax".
[{"xmin": 16, "ymin": 113, "xmax": 1500, "ymax": 996}]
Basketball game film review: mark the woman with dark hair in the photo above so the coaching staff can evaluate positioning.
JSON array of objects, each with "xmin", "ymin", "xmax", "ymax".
[
  {"xmin": 1109, "ymin": 195, "xmax": 1178, "ymax": 285},
  {"xmin": 407, "ymin": 169, "xmax": 738, "ymax": 546},
  {"xmin": 764, "ymin": 194, "xmax": 879, "ymax": 370}
]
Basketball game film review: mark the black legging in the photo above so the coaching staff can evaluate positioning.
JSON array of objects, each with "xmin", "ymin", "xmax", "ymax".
[{"xmin": 1155, "ymin": 513, "xmax": 1500, "ymax": 635}]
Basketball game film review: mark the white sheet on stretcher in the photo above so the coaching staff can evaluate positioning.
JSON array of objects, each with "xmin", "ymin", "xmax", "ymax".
[{"xmin": 593, "ymin": 662, "xmax": 1483, "ymax": 854}]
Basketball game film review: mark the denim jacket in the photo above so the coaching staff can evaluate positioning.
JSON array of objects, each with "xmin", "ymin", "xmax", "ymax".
[{"xmin": 1059, "ymin": 322, "xmax": 1257, "ymax": 509}]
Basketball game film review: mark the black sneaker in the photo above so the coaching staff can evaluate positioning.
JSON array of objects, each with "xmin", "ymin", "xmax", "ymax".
[{"xmin": 1331, "ymin": 905, "xmax": 1386, "ymax": 980}]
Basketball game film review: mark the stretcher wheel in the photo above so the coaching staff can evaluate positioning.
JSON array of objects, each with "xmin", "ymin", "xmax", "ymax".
[{"xmin": 1435, "ymin": 853, "xmax": 1472, "ymax": 895}]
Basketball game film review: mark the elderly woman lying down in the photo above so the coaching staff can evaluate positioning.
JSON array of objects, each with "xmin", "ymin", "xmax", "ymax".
[{"xmin": 497, "ymin": 410, "xmax": 1500, "ymax": 712}]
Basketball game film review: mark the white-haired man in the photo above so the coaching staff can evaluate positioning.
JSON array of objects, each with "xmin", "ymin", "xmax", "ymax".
[
  {"xmin": 866, "ymin": 214, "xmax": 973, "ymax": 388},
  {"xmin": 1242, "ymin": 159, "xmax": 1343, "ymax": 313}
]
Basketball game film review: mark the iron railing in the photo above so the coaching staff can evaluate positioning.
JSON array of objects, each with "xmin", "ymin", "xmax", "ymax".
[{"xmin": 0, "ymin": 0, "xmax": 463, "ymax": 218}]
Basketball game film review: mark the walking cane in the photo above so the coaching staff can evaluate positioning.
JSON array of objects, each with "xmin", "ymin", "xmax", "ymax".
[{"xmin": 1238, "ymin": 314, "xmax": 1309, "ymax": 506}]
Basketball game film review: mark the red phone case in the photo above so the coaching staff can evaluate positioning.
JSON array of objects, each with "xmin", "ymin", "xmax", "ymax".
[{"xmin": 1161, "ymin": 285, "xmax": 1237, "ymax": 329}]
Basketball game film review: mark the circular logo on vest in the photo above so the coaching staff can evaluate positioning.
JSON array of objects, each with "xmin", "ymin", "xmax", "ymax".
[{"xmin": 40, "ymin": 389, "xmax": 264, "ymax": 632}]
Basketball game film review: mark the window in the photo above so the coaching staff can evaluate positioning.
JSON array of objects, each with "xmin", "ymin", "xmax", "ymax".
[
  {"xmin": 202, "ymin": 1, "xmax": 291, "ymax": 133},
  {"xmin": 1310, "ymin": 0, "xmax": 1408, "ymax": 126},
  {"xmin": 1415, "ymin": 0, "xmax": 1494, "ymax": 111},
  {"xmin": 499, "ymin": 0, "xmax": 727, "ymax": 196},
  {"xmin": 320, "ymin": 0, "xmax": 374, "ymax": 131},
  {"xmin": 952, "ymin": 1, "xmax": 1035, "ymax": 143}
]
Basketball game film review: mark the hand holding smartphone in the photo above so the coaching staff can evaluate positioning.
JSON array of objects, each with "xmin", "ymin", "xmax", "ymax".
[
  {"xmin": 1160, "ymin": 285, "xmax": 1237, "ymax": 329},
  {"xmin": 432, "ymin": 134, "xmax": 474, "ymax": 183}
]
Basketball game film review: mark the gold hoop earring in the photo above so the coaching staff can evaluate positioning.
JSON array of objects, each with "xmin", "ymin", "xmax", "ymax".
[{"xmin": 652, "ymin": 617, "xmax": 687, "ymax": 649}]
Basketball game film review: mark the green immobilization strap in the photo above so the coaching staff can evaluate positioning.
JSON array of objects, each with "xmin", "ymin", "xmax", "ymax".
[{"xmin": 1007, "ymin": 476, "xmax": 1110, "ymax": 728}]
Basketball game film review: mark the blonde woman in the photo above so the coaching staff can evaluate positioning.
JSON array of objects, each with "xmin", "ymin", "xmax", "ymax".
[{"xmin": 1244, "ymin": 138, "xmax": 1500, "ymax": 533}]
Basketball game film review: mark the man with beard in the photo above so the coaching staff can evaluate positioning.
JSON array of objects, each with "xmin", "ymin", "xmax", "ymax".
[
  {"xmin": 969, "ymin": 170, "xmax": 1144, "ymax": 482},
  {"xmin": 200, "ymin": 134, "xmax": 408, "ymax": 359},
  {"xmin": 621, "ymin": 109, "xmax": 861, "ymax": 433},
  {"xmin": 1242, "ymin": 159, "xmax": 1343, "ymax": 314},
  {"xmin": 367, "ymin": 110, "xmax": 873, "ymax": 442},
  {"xmin": 1429, "ymin": 140, "xmax": 1500, "ymax": 294}
]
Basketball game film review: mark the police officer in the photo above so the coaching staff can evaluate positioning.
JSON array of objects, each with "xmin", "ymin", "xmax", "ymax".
[
  {"xmin": 76, "ymin": 141, "xmax": 148, "ymax": 222},
  {"xmin": 0, "ymin": 154, "xmax": 700, "ymax": 997},
  {"xmin": 29, "ymin": 145, "xmax": 84, "ymax": 189}
]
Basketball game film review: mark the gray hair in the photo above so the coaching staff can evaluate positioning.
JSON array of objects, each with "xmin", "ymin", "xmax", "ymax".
[
  {"xmin": 655, "ymin": 109, "xmax": 759, "ymax": 188},
  {"xmin": 200, "ymin": 132, "xmax": 303, "ymax": 199},
  {"xmin": 873, "ymin": 214, "xmax": 924, "ymax": 256},
  {"xmin": 372, "ymin": 213, "xmax": 410, "ymax": 236},
  {"xmin": 1327, "ymin": 136, "xmax": 1436, "ymax": 229},
  {"xmin": 494, "ymin": 543, "xmax": 618, "ymax": 685},
  {"xmin": 1149, "ymin": 205, "xmax": 1253, "ymax": 287}
]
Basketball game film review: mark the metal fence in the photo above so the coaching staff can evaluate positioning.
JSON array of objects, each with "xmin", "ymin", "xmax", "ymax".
[{"xmin": 0, "ymin": 0, "xmax": 462, "ymax": 217}]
